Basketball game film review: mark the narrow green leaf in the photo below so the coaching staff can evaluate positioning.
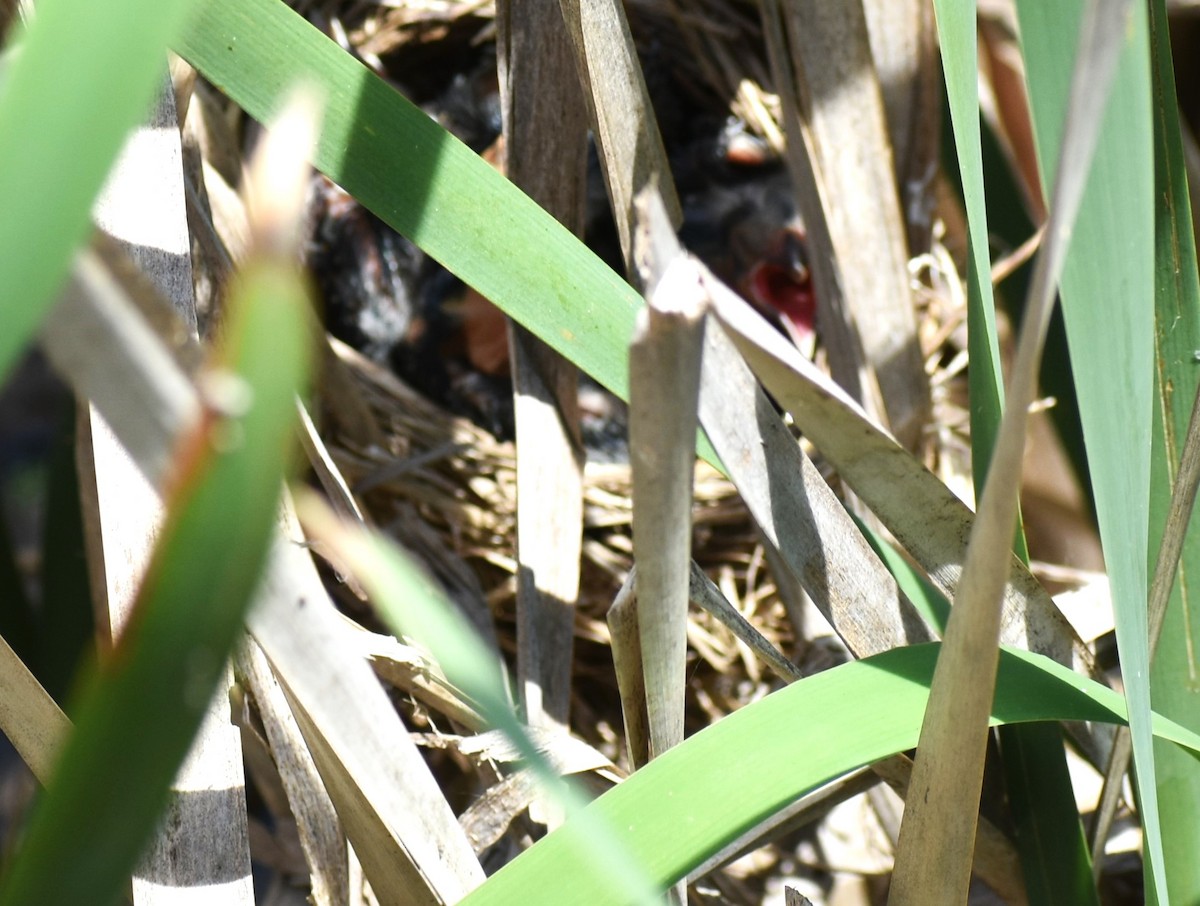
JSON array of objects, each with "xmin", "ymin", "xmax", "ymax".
[
  {"xmin": 933, "ymin": 0, "xmax": 1008, "ymax": 500},
  {"xmin": 1145, "ymin": 0, "xmax": 1200, "ymax": 901},
  {"xmin": 0, "ymin": 0, "xmax": 201, "ymax": 380},
  {"xmin": 1015, "ymin": 0, "xmax": 1161, "ymax": 896},
  {"xmin": 999, "ymin": 721, "xmax": 1097, "ymax": 904},
  {"xmin": 0, "ymin": 262, "xmax": 311, "ymax": 906},
  {"xmin": 934, "ymin": 3, "xmax": 1093, "ymax": 901}
]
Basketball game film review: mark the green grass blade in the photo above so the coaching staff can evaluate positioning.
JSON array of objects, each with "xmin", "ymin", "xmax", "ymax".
[
  {"xmin": 858, "ymin": 516, "xmax": 950, "ymax": 633},
  {"xmin": 999, "ymin": 721, "xmax": 1097, "ymax": 904},
  {"xmin": 1014, "ymin": 0, "xmax": 1162, "ymax": 896},
  {"xmin": 1145, "ymin": 0, "xmax": 1200, "ymax": 900},
  {"xmin": 933, "ymin": 0, "xmax": 1008, "ymax": 499},
  {"xmin": 462, "ymin": 642, "xmax": 1200, "ymax": 906},
  {"xmin": 0, "ymin": 261, "xmax": 311, "ymax": 906},
  {"xmin": 0, "ymin": 0, "xmax": 200, "ymax": 381},
  {"xmin": 934, "ymin": 3, "xmax": 1094, "ymax": 901}
]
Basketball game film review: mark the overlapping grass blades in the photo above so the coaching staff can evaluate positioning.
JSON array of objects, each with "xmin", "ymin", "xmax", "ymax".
[
  {"xmin": 0, "ymin": 259, "xmax": 311, "ymax": 906},
  {"xmin": 1015, "ymin": 1, "xmax": 1163, "ymax": 897},
  {"xmin": 934, "ymin": 2, "xmax": 1094, "ymax": 901}
]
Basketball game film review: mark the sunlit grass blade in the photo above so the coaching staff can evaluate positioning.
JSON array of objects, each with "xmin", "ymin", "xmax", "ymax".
[
  {"xmin": 462, "ymin": 641, "xmax": 1200, "ymax": 906},
  {"xmin": 0, "ymin": 0, "xmax": 201, "ymax": 381},
  {"xmin": 0, "ymin": 258, "xmax": 311, "ymax": 906},
  {"xmin": 1015, "ymin": 0, "xmax": 1162, "ymax": 896}
]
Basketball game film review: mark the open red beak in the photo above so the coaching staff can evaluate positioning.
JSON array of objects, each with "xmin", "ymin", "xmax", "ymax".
[{"xmin": 744, "ymin": 226, "xmax": 816, "ymax": 345}]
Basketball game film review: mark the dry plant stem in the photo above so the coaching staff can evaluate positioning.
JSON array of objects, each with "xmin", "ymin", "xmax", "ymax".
[
  {"xmin": 610, "ymin": 550, "xmax": 799, "ymax": 765},
  {"xmin": 889, "ymin": 2, "xmax": 1133, "ymax": 900},
  {"xmin": 254, "ymin": 511, "xmax": 487, "ymax": 906},
  {"xmin": 758, "ymin": 0, "xmax": 885, "ymax": 427},
  {"xmin": 236, "ymin": 639, "xmax": 349, "ymax": 906},
  {"xmin": 872, "ymin": 757, "xmax": 1029, "ymax": 906},
  {"xmin": 508, "ymin": 335, "xmax": 584, "ymax": 730},
  {"xmin": 629, "ymin": 200, "xmax": 707, "ymax": 759},
  {"xmin": 887, "ymin": 241, "xmax": 1050, "ymax": 906},
  {"xmin": 79, "ymin": 73, "xmax": 254, "ymax": 905},
  {"xmin": 779, "ymin": 0, "xmax": 930, "ymax": 448},
  {"xmin": 686, "ymin": 562, "xmax": 804, "ymax": 683},
  {"xmin": 44, "ymin": 248, "xmax": 201, "ymax": 484},
  {"xmin": 608, "ymin": 573, "xmax": 650, "ymax": 769},
  {"xmin": 0, "ymin": 634, "xmax": 68, "ymax": 785},
  {"xmin": 1148, "ymin": 381, "xmax": 1200, "ymax": 671},
  {"xmin": 497, "ymin": 0, "xmax": 587, "ymax": 735},
  {"xmin": 298, "ymin": 399, "xmax": 368, "ymax": 525},
  {"xmin": 556, "ymin": 0, "xmax": 682, "ymax": 274},
  {"xmin": 698, "ymin": 318, "xmax": 933, "ymax": 656},
  {"xmin": 1091, "ymin": 378, "xmax": 1200, "ymax": 866}
]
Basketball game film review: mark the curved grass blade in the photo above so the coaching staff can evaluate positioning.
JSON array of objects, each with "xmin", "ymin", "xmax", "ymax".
[
  {"xmin": 0, "ymin": 260, "xmax": 311, "ymax": 906},
  {"xmin": 0, "ymin": 0, "xmax": 201, "ymax": 380},
  {"xmin": 462, "ymin": 642, "xmax": 1200, "ymax": 906}
]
